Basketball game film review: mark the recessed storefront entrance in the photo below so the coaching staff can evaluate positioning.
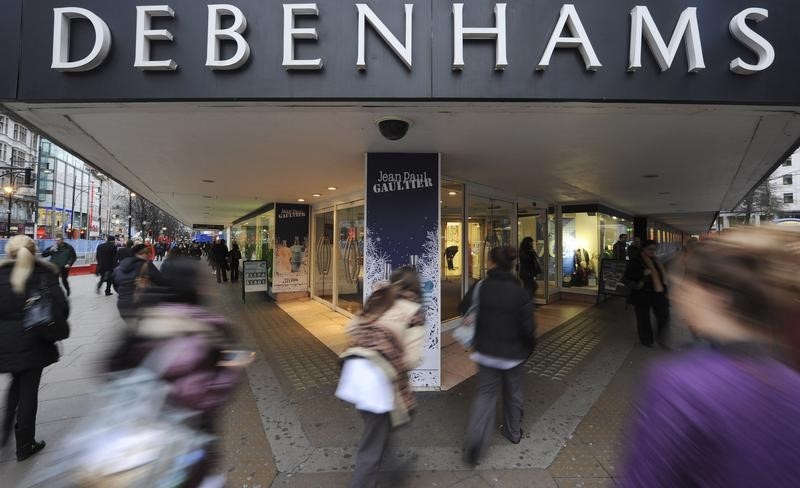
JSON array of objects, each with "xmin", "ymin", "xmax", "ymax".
[{"xmin": 311, "ymin": 200, "xmax": 365, "ymax": 315}]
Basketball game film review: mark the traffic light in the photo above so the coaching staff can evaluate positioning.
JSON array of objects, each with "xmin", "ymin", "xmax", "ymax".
[{"xmin": 24, "ymin": 169, "xmax": 32, "ymax": 186}]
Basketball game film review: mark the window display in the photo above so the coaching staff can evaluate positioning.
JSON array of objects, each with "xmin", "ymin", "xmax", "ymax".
[{"xmin": 561, "ymin": 212, "xmax": 599, "ymax": 289}]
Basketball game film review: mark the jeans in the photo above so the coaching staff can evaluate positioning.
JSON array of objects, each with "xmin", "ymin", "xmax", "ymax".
[{"xmin": 230, "ymin": 261, "xmax": 239, "ymax": 283}]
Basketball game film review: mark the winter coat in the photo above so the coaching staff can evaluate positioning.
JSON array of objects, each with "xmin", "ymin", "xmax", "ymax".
[
  {"xmin": 624, "ymin": 255, "xmax": 667, "ymax": 306},
  {"xmin": 211, "ymin": 243, "xmax": 229, "ymax": 266},
  {"xmin": 95, "ymin": 241, "xmax": 118, "ymax": 275},
  {"xmin": 612, "ymin": 241, "xmax": 627, "ymax": 261},
  {"xmin": 460, "ymin": 269, "xmax": 536, "ymax": 361},
  {"xmin": 107, "ymin": 303, "xmax": 241, "ymax": 414},
  {"xmin": 519, "ymin": 249, "xmax": 541, "ymax": 294},
  {"xmin": 622, "ymin": 346, "xmax": 800, "ymax": 488},
  {"xmin": 115, "ymin": 246, "xmax": 133, "ymax": 266},
  {"xmin": 229, "ymin": 247, "xmax": 242, "ymax": 264},
  {"xmin": 0, "ymin": 259, "xmax": 68, "ymax": 373},
  {"xmin": 42, "ymin": 242, "xmax": 77, "ymax": 269},
  {"xmin": 112, "ymin": 256, "xmax": 167, "ymax": 314}
]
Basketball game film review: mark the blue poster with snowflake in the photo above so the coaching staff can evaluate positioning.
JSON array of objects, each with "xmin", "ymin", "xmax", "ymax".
[{"xmin": 364, "ymin": 153, "xmax": 441, "ymax": 389}]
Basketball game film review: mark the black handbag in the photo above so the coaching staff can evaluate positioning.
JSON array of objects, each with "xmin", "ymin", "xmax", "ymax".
[{"xmin": 24, "ymin": 278, "xmax": 69, "ymax": 342}]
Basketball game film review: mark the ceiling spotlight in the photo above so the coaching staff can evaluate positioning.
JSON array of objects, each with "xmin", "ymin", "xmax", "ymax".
[
  {"xmin": 297, "ymin": 198, "xmax": 306, "ymax": 202},
  {"xmin": 312, "ymin": 193, "xmax": 322, "ymax": 197},
  {"xmin": 448, "ymin": 191, "xmax": 457, "ymax": 196},
  {"xmin": 201, "ymin": 179, "xmax": 215, "ymax": 183},
  {"xmin": 327, "ymin": 186, "xmax": 338, "ymax": 191}
]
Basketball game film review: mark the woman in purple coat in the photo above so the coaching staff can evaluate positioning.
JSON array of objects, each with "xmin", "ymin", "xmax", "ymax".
[{"xmin": 622, "ymin": 227, "xmax": 800, "ymax": 487}]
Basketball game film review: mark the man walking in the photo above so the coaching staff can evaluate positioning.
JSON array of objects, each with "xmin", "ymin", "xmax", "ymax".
[
  {"xmin": 212, "ymin": 238, "xmax": 229, "ymax": 283},
  {"xmin": 42, "ymin": 233, "xmax": 77, "ymax": 296},
  {"xmin": 95, "ymin": 235, "xmax": 117, "ymax": 296},
  {"xmin": 613, "ymin": 234, "xmax": 628, "ymax": 260}
]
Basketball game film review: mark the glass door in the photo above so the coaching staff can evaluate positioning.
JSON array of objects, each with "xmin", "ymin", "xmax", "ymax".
[
  {"xmin": 467, "ymin": 195, "xmax": 516, "ymax": 285},
  {"xmin": 335, "ymin": 201, "xmax": 365, "ymax": 314},
  {"xmin": 518, "ymin": 207, "xmax": 547, "ymax": 303},
  {"xmin": 312, "ymin": 208, "xmax": 334, "ymax": 304}
]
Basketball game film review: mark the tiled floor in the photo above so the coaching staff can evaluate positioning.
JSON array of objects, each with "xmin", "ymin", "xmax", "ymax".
[{"xmin": 277, "ymin": 297, "xmax": 593, "ymax": 391}]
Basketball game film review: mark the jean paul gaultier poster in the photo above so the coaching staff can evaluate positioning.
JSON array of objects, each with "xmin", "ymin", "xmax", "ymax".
[
  {"xmin": 365, "ymin": 153, "xmax": 441, "ymax": 389},
  {"xmin": 273, "ymin": 203, "xmax": 310, "ymax": 293}
]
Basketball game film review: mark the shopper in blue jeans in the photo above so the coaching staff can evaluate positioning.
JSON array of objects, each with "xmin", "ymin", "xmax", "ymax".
[{"xmin": 460, "ymin": 246, "xmax": 536, "ymax": 465}]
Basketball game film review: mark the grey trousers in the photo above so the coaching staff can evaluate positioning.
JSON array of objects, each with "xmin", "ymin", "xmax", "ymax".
[
  {"xmin": 351, "ymin": 410, "xmax": 392, "ymax": 488},
  {"xmin": 465, "ymin": 363, "xmax": 525, "ymax": 460}
]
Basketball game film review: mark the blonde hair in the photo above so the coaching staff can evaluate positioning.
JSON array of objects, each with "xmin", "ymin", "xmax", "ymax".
[
  {"xmin": 685, "ymin": 226, "xmax": 800, "ymax": 346},
  {"xmin": 5, "ymin": 235, "xmax": 38, "ymax": 295}
]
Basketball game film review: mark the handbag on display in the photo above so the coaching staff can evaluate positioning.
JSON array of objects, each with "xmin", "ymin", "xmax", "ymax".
[
  {"xmin": 452, "ymin": 280, "xmax": 482, "ymax": 349},
  {"xmin": 24, "ymin": 277, "xmax": 69, "ymax": 343}
]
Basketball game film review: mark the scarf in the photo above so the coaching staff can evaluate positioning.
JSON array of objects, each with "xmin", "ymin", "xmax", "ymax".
[{"xmin": 348, "ymin": 320, "xmax": 416, "ymax": 415}]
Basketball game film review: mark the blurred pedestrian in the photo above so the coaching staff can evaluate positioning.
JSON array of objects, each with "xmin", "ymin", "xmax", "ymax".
[
  {"xmin": 336, "ymin": 267, "xmax": 425, "ymax": 488},
  {"xmin": 624, "ymin": 239, "xmax": 669, "ymax": 347},
  {"xmin": 41, "ymin": 233, "xmax": 76, "ymax": 296},
  {"xmin": 144, "ymin": 238, "xmax": 156, "ymax": 262},
  {"xmin": 229, "ymin": 241, "xmax": 242, "ymax": 284},
  {"xmin": 461, "ymin": 246, "xmax": 535, "ymax": 465},
  {"xmin": 112, "ymin": 243, "xmax": 166, "ymax": 320},
  {"xmin": 613, "ymin": 234, "xmax": 628, "ymax": 260},
  {"xmin": 212, "ymin": 238, "xmax": 229, "ymax": 283},
  {"xmin": 115, "ymin": 239, "xmax": 134, "ymax": 265},
  {"xmin": 0, "ymin": 236, "xmax": 70, "ymax": 461},
  {"xmin": 95, "ymin": 235, "xmax": 117, "ymax": 296},
  {"xmin": 518, "ymin": 237, "xmax": 542, "ymax": 298},
  {"xmin": 106, "ymin": 257, "xmax": 249, "ymax": 487},
  {"xmin": 622, "ymin": 227, "xmax": 800, "ymax": 487}
]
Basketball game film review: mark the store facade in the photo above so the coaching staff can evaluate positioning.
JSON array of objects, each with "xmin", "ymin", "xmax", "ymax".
[{"xmin": 4, "ymin": 0, "xmax": 800, "ymax": 388}]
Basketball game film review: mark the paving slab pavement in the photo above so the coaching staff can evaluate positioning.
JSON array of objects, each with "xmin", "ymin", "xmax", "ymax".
[{"xmin": 0, "ymin": 265, "xmax": 681, "ymax": 487}]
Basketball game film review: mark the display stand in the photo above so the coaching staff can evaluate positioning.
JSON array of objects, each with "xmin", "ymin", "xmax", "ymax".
[
  {"xmin": 242, "ymin": 260, "xmax": 269, "ymax": 303},
  {"xmin": 597, "ymin": 259, "xmax": 630, "ymax": 304}
]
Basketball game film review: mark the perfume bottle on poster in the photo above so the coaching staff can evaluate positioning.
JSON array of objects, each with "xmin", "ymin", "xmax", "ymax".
[{"xmin": 408, "ymin": 254, "xmax": 419, "ymax": 271}]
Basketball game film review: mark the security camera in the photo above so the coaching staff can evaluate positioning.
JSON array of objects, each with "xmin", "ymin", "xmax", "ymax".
[{"xmin": 377, "ymin": 117, "xmax": 412, "ymax": 141}]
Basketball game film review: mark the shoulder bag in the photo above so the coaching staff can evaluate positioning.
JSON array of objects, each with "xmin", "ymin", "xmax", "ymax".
[
  {"xmin": 24, "ymin": 276, "xmax": 70, "ymax": 342},
  {"xmin": 453, "ymin": 280, "xmax": 482, "ymax": 348}
]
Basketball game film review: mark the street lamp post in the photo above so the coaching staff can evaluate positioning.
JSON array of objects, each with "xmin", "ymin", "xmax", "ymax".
[
  {"xmin": 3, "ymin": 186, "xmax": 13, "ymax": 238},
  {"xmin": 128, "ymin": 192, "xmax": 135, "ymax": 239}
]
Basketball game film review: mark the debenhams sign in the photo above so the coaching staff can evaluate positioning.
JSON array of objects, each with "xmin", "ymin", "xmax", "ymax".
[{"xmin": 52, "ymin": 3, "xmax": 773, "ymax": 75}]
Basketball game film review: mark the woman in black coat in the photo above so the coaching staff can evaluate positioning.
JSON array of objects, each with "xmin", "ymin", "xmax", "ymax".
[
  {"xmin": 623, "ymin": 239, "xmax": 669, "ymax": 347},
  {"xmin": 518, "ymin": 237, "xmax": 542, "ymax": 298},
  {"xmin": 0, "ymin": 235, "xmax": 69, "ymax": 461},
  {"xmin": 460, "ymin": 246, "xmax": 536, "ymax": 465}
]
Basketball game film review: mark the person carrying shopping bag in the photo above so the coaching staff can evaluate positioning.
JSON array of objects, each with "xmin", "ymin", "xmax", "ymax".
[
  {"xmin": 460, "ymin": 246, "xmax": 536, "ymax": 465},
  {"xmin": 335, "ymin": 267, "xmax": 425, "ymax": 488}
]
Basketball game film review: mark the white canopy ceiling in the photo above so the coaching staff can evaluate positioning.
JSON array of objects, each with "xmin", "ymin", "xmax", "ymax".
[{"xmin": 5, "ymin": 101, "xmax": 799, "ymax": 233}]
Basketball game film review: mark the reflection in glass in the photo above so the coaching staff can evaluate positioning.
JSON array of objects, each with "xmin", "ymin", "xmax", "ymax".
[
  {"xmin": 441, "ymin": 183, "xmax": 464, "ymax": 321},
  {"xmin": 313, "ymin": 210, "xmax": 334, "ymax": 303},
  {"xmin": 518, "ymin": 209, "xmax": 546, "ymax": 301},
  {"xmin": 547, "ymin": 210, "xmax": 558, "ymax": 295},
  {"xmin": 467, "ymin": 196, "xmax": 514, "ymax": 285},
  {"xmin": 336, "ymin": 205, "xmax": 364, "ymax": 314}
]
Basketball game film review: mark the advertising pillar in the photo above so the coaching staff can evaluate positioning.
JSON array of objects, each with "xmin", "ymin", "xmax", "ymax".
[
  {"xmin": 272, "ymin": 203, "xmax": 310, "ymax": 297},
  {"xmin": 364, "ymin": 153, "xmax": 441, "ymax": 389}
]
